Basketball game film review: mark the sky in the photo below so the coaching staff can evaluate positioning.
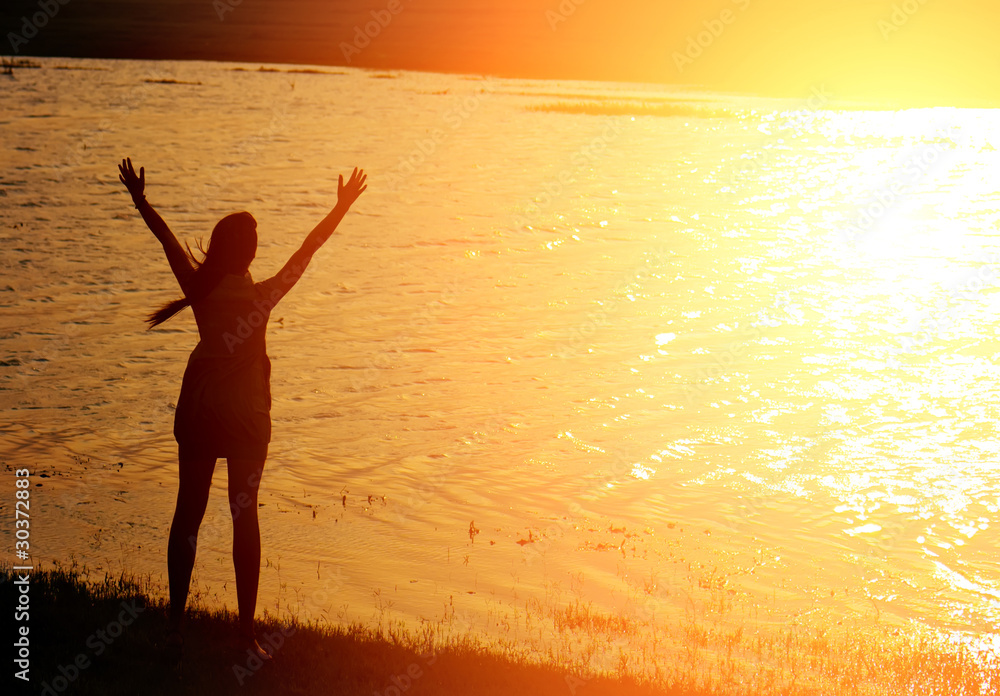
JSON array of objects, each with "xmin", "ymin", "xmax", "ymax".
[{"xmin": 2, "ymin": 0, "xmax": 998, "ymax": 104}]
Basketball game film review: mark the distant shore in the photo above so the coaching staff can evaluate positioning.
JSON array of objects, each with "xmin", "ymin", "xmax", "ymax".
[{"xmin": 3, "ymin": 0, "xmax": 997, "ymax": 106}]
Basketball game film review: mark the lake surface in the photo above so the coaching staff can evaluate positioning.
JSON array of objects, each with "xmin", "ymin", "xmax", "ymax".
[{"xmin": 2, "ymin": 57, "xmax": 999, "ymax": 685}]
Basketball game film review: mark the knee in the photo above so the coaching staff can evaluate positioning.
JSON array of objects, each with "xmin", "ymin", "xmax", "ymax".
[
  {"xmin": 228, "ymin": 490, "xmax": 257, "ymax": 521},
  {"xmin": 232, "ymin": 513, "xmax": 260, "ymax": 545},
  {"xmin": 168, "ymin": 525, "xmax": 201, "ymax": 554},
  {"xmin": 174, "ymin": 488, "xmax": 212, "ymax": 527},
  {"xmin": 172, "ymin": 500, "xmax": 208, "ymax": 532}
]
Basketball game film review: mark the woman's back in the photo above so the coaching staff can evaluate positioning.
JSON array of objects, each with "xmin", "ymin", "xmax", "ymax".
[{"xmin": 188, "ymin": 272, "xmax": 281, "ymax": 360}]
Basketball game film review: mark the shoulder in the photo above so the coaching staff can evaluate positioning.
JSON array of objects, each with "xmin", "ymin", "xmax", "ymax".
[
  {"xmin": 253, "ymin": 276, "xmax": 285, "ymax": 305},
  {"xmin": 177, "ymin": 268, "xmax": 197, "ymax": 296}
]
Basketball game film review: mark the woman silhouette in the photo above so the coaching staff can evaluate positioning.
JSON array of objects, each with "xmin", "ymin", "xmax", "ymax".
[{"xmin": 118, "ymin": 157, "xmax": 366, "ymax": 659}]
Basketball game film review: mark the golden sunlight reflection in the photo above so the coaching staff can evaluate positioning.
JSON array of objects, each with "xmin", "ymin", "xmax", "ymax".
[{"xmin": 7, "ymin": 49, "xmax": 1000, "ymax": 694}]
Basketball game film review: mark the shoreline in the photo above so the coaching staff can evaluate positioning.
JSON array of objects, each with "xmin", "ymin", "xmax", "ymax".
[
  {"xmin": 5, "ymin": 564, "xmax": 997, "ymax": 695},
  {"xmin": 5, "ymin": 564, "xmax": 685, "ymax": 696},
  {"xmin": 3, "ymin": 47, "xmax": 997, "ymax": 109}
]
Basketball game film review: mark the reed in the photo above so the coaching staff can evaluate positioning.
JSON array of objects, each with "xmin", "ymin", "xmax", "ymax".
[{"xmin": 3, "ymin": 561, "xmax": 995, "ymax": 696}]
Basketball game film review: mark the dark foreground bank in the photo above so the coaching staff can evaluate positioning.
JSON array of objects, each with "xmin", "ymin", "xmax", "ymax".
[{"xmin": 3, "ymin": 565, "xmax": 691, "ymax": 696}]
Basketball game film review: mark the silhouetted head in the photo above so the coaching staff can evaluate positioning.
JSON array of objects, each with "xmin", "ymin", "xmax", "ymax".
[
  {"xmin": 146, "ymin": 211, "xmax": 259, "ymax": 328},
  {"xmin": 206, "ymin": 211, "xmax": 257, "ymax": 275}
]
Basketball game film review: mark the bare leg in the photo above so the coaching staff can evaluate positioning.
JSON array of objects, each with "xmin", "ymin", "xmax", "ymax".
[
  {"xmin": 227, "ymin": 457, "xmax": 265, "ymax": 639},
  {"xmin": 167, "ymin": 456, "xmax": 217, "ymax": 633}
]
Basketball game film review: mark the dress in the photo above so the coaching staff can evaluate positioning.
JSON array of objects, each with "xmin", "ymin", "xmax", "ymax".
[{"xmin": 173, "ymin": 271, "xmax": 290, "ymax": 461}]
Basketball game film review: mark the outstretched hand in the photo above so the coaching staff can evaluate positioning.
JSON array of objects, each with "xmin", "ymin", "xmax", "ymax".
[
  {"xmin": 118, "ymin": 157, "xmax": 145, "ymax": 202},
  {"xmin": 337, "ymin": 167, "xmax": 367, "ymax": 210}
]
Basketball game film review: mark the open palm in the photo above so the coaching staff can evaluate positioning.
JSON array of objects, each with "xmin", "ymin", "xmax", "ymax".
[
  {"xmin": 118, "ymin": 157, "xmax": 145, "ymax": 201},
  {"xmin": 337, "ymin": 167, "xmax": 367, "ymax": 210}
]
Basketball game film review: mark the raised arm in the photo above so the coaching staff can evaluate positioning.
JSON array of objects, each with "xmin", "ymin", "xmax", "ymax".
[
  {"xmin": 263, "ymin": 167, "xmax": 367, "ymax": 302},
  {"xmin": 118, "ymin": 157, "xmax": 195, "ymax": 292}
]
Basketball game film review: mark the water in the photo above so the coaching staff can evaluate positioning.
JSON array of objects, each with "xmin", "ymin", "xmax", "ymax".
[{"xmin": 2, "ymin": 57, "xmax": 999, "ymax": 676}]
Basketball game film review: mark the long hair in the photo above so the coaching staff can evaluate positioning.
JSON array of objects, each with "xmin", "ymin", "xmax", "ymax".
[{"xmin": 146, "ymin": 212, "xmax": 257, "ymax": 328}]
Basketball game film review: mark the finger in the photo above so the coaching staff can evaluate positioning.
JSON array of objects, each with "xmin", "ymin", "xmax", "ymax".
[
  {"xmin": 119, "ymin": 175, "xmax": 126, "ymax": 186},
  {"xmin": 139, "ymin": 166, "xmax": 144, "ymax": 182}
]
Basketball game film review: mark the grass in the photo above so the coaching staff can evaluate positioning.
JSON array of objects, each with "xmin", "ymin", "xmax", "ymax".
[
  {"xmin": 4, "ymin": 564, "xmax": 684, "ymax": 696},
  {"xmin": 4, "ymin": 563, "xmax": 997, "ymax": 695}
]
